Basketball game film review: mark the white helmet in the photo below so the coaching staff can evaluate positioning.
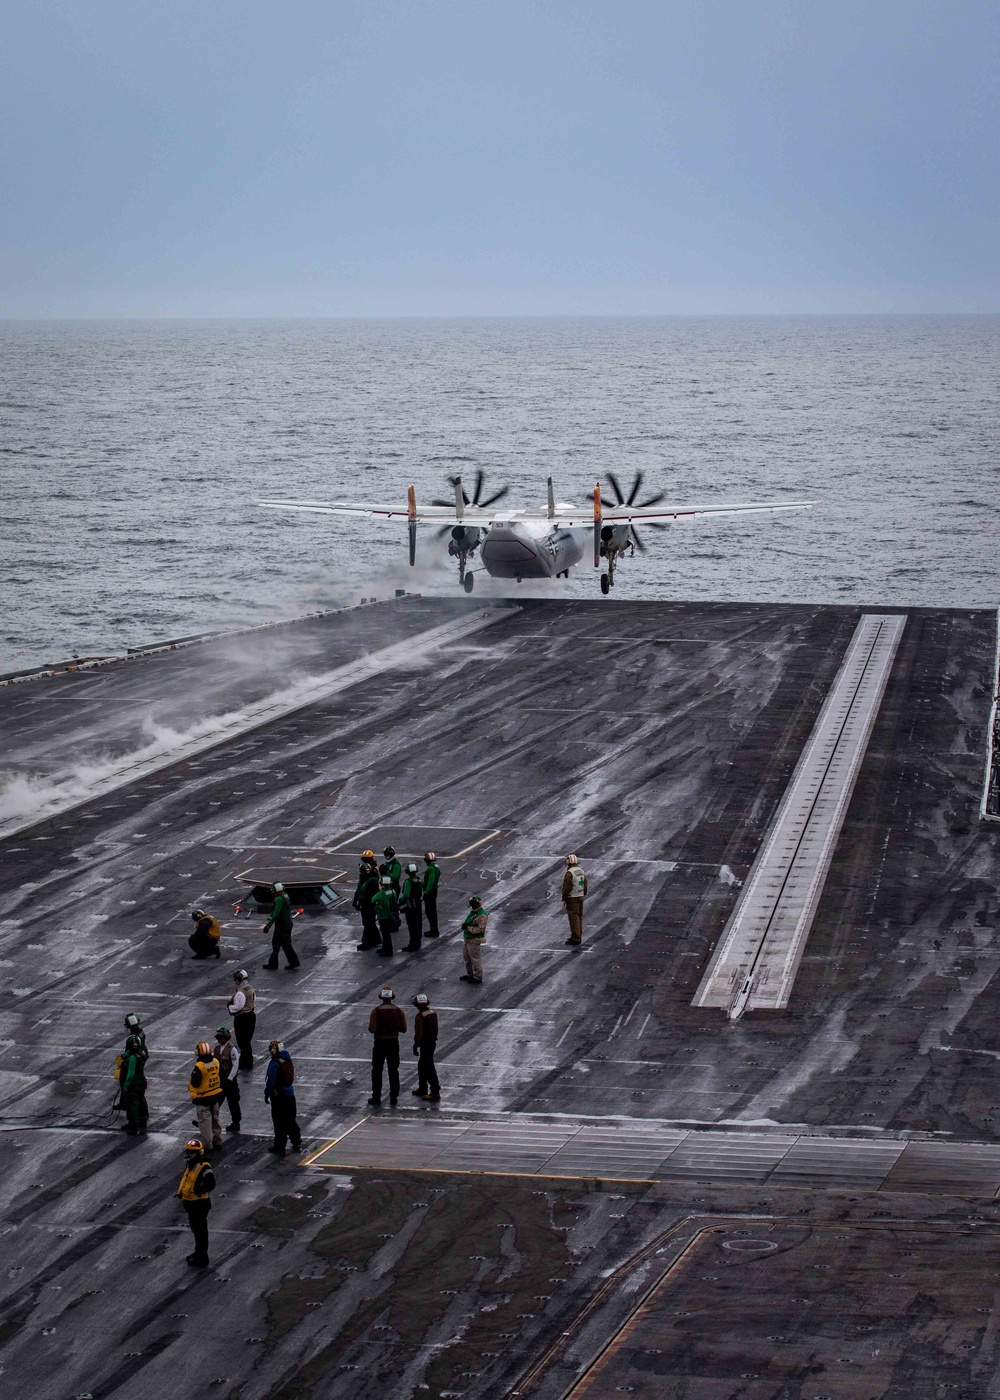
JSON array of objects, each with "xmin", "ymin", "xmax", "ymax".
[
  {"xmin": 406, "ymin": 862, "xmax": 418, "ymax": 874},
  {"xmin": 379, "ymin": 987, "xmax": 395, "ymax": 1001},
  {"xmin": 273, "ymin": 881, "xmax": 284, "ymax": 892}
]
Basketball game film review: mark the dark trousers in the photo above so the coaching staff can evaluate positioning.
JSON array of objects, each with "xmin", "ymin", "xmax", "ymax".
[
  {"xmin": 121, "ymin": 1086, "xmax": 148, "ymax": 1131},
  {"xmin": 221, "ymin": 1075, "xmax": 241, "ymax": 1126},
  {"xmin": 371, "ymin": 1039, "xmax": 400, "ymax": 1102},
  {"xmin": 378, "ymin": 917, "xmax": 395, "ymax": 957},
  {"xmin": 417, "ymin": 1046, "xmax": 440, "ymax": 1095},
  {"xmin": 234, "ymin": 1013, "xmax": 256, "ymax": 1072},
  {"xmin": 265, "ymin": 925, "xmax": 300, "ymax": 969},
  {"xmin": 359, "ymin": 904, "xmax": 379, "ymax": 946},
  {"xmin": 403, "ymin": 903, "xmax": 422, "ymax": 949},
  {"xmin": 424, "ymin": 891, "xmax": 439, "ymax": 937},
  {"xmin": 270, "ymin": 1094, "xmax": 301, "ymax": 1151},
  {"xmin": 188, "ymin": 931, "xmax": 220, "ymax": 958},
  {"xmin": 183, "ymin": 1199, "xmax": 211, "ymax": 1263}
]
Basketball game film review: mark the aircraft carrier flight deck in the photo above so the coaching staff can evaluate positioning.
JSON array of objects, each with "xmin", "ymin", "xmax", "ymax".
[{"xmin": 2, "ymin": 594, "xmax": 1000, "ymax": 1400}]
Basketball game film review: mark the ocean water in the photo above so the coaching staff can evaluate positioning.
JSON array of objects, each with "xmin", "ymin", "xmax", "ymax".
[{"xmin": 2, "ymin": 316, "xmax": 998, "ymax": 672}]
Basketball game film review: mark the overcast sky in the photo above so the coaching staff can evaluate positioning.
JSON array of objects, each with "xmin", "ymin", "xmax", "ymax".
[{"xmin": 2, "ymin": 0, "xmax": 997, "ymax": 317}]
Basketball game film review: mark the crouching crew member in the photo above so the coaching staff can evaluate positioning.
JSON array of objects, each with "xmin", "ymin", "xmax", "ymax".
[
  {"xmin": 354, "ymin": 851, "xmax": 381, "ymax": 951},
  {"xmin": 460, "ymin": 896, "xmax": 487, "ymax": 984},
  {"xmin": 188, "ymin": 908, "xmax": 222, "ymax": 959},
  {"xmin": 368, "ymin": 988, "xmax": 406, "ymax": 1106},
  {"xmin": 373, "ymin": 876, "xmax": 399, "ymax": 958},
  {"xmin": 400, "ymin": 862, "xmax": 423, "ymax": 951},
  {"xmin": 411, "ymin": 993, "xmax": 440, "ymax": 1101},
  {"xmin": 117, "ymin": 1033, "xmax": 148, "ymax": 1135},
  {"xmin": 189, "ymin": 1041, "xmax": 224, "ymax": 1151},
  {"xmin": 214, "ymin": 1025, "xmax": 241, "ymax": 1133},
  {"xmin": 177, "ymin": 1138, "xmax": 215, "ymax": 1267},
  {"xmin": 561, "ymin": 855, "xmax": 588, "ymax": 946},
  {"xmin": 227, "ymin": 969, "xmax": 256, "ymax": 1072},
  {"xmin": 422, "ymin": 853, "xmax": 441, "ymax": 937},
  {"xmin": 262, "ymin": 881, "xmax": 300, "ymax": 970},
  {"xmin": 264, "ymin": 1039, "xmax": 302, "ymax": 1154}
]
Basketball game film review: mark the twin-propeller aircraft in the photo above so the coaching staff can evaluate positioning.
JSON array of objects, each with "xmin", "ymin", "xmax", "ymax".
[{"xmin": 260, "ymin": 471, "xmax": 813, "ymax": 595}]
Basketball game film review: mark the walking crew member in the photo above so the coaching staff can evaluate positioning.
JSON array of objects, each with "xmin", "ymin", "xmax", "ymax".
[
  {"xmin": 188, "ymin": 908, "xmax": 222, "ymax": 959},
  {"xmin": 189, "ymin": 1041, "xmax": 224, "ymax": 1152},
  {"xmin": 123, "ymin": 1012, "xmax": 148, "ymax": 1063},
  {"xmin": 354, "ymin": 851, "xmax": 381, "ymax": 951},
  {"xmin": 380, "ymin": 845, "xmax": 402, "ymax": 893},
  {"xmin": 400, "ymin": 862, "xmax": 423, "ymax": 951},
  {"xmin": 422, "ymin": 853, "xmax": 441, "ymax": 937},
  {"xmin": 368, "ymin": 988, "xmax": 406, "ymax": 1106},
  {"xmin": 264, "ymin": 1039, "xmax": 302, "ymax": 1154},
  {"xmin": 177, "ymin": 1138, "xmax": 215, "ymax": 1267},
  {"xmin": 460, "ymin": 896, "xmax": 488, "ymax": 984},
  {"xmin": 227, "ymin": 969, "xmax": 256, "ymax": 1072},
  {"xmin": 214, "ymin": 1026, "xmax": 241, "ymax": 1133},
  {"xmin": 117, "ymin": 1033, "xmax": 148, "ymax": 1135},
  {"xmin": 411, "ymin": 993, "xmax": 440, "ymax": 1101},
  {"xmin": 561, "ymin": 855, "xmax": 588, "ymax": 946},
  {"xmin": 262, "ymin": 881, "xmax": 300, "ymax": 970},
  {"xmin": 373, "ymin": 876, "xmax": 399, "ymax": 958}
]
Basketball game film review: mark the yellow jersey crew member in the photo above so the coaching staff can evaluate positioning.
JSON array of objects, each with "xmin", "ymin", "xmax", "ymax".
[
  {"xmin": 188, "ymin": 908, "xmax": 221, "ymax": 959},
  {"xmin": 177, "ymin": 1138, "xmax": 215, "ymax": 1267},
  {"xmin": 460, "ymin": 896, "xmax": 488, "ymax": 984},
  {"xmin": 562, "ymin": 855, "xmax": 588, "ymax": 945},
  {"xmin": 189, "ymin": 1041, "xmax": 224, "ymax": 1151}
]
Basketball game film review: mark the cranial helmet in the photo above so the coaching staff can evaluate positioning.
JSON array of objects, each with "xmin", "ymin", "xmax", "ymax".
[
  {"xmin": 406, "ymin": 862, "xmax": 418, "ymax": 873},
  {"xmin": 381, "ymin": 875, "xmax": 392, "ymax": 886},
  {"xmin": 197, "ymin": 1041, "xmax": 212, "ymax": 1057},
  {"xmin": 469, "ymin": 895, "xmax": 482, "ymax": 909},
  {"xmin": 125, "ymin": 1034, "xmax": 142, "ymax": 1053},
  {"xmin": 413, "ymin": 993, "xmax": 429, "ymax": 1007},
  {"xmin": 215, "ymin": 1026, "xmax": 230, "ymax": 1039},
  {"xmin": 566, "ymin": 854, "xmax": 579, "ymax": 866},
  {"xmin": 124, "ymin": 1013, "xmax": 141, "ymax": 1030},
  {"xmin": 233, "ymin": 968, "xmax": 247, "ymax": 982},
  {"xmin": 273, "ymin": 882, "xmax": 284, "ymax": 892},
  {"xmin": 268, "ymin": 1039, "xmax": 284, "ymax": 1054},
  {"xmin": 186, "ymin": 1138, "xmax": 204, "ymax": 1155},
  {"xmin": 361, "ymin": 849, "xmax": 375, "ymax": 861},
  {"xmin": 424, "ymin": 851, "xmax": 436, "ymax": 862},
  {"xmin": 191, "ymin": 909, "xmax": 205, "ymax": 921},
  {"xmin": 384, "ymin": 845, "xmax": 395, "ymax": 858},
  {"xmin": 379, "ymin": 987, "xmax": 395, "ymax": 1001}
]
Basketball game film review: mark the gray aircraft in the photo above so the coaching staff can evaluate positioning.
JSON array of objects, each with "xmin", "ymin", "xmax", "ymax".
[{"xmin": 260, "ymin": 470, "xmax": 814, "ymax": 595}]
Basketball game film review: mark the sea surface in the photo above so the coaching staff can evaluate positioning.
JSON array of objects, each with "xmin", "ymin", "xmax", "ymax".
[{"xmin": 2, "ymin": 316, "xmax": 998, "ymax": 672}]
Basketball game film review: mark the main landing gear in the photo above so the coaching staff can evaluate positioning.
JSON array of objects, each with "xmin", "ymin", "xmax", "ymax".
[{"xmin": 463, "ymin": 571, "xmax": 475, "ymax": 594}]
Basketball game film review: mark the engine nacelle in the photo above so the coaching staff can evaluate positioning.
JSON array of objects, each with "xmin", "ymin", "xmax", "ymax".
[
  {"xmin": 448, "ymin": 525, "xmax": 483, "ymax": 557},
  {"xmin": 599, "ymin": 523, "xmax": 632, "ymax": 555}
]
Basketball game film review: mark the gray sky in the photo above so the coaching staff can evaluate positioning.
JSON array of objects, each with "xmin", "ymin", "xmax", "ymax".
[{"xmin": 2, "ymin": 0, "xmax": 997, "ymax": 316}]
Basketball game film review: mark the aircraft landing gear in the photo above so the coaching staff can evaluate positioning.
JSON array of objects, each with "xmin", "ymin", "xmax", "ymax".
[
  {"xmin": 464, "ymin": 572, "xmax": 475, "ymax": 594},
  {"xmin": 600, "ymin": 572, "xmax": 610, "ymax": 596}
]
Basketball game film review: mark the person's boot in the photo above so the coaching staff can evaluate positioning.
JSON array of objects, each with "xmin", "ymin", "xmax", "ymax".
[
  {"xmin": 423, "ymin": 1093, "xmax": 441, "ymax": 1102},
  {"xmin": 411, "ymin": 1086, "xmax": 425, "ymax": 1095}
]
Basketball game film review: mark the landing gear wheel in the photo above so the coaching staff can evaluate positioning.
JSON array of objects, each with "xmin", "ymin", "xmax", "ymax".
[
  {"xmin": 600, "ymin": 572, "xmax": 610, "ymax": 596},
  {"xmin": 463, "ymin": 572, "xmax": 475, "ymax": 594}
]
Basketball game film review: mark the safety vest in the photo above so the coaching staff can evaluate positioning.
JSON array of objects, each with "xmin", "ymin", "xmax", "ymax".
[
  {"xmin": 189, "ymin": 1057, "xmax": 222, "ymax": 1101},
  {"xmin": 567, "ymin": 866, "xmax": 586, "ymax": 898},
  {"xmin": 203, "ymin": 916, "xmax": 221, "ymax": 941},
  {"xmin": 177, "ymin": 1161, "xmax": 210, "ymax": 1201},
  {"xmin": 232, "ymin": 985, "xmax": 255, "ymax": 1015}
]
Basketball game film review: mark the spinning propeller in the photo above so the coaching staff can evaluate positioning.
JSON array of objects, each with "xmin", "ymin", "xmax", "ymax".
[
  {"xmin": 593, "ymin": 470, "xmax": 669, "ymax": 551},
  {"xmin": 431, "ymin": 470, "xmax": 509, "ymax": 537}
]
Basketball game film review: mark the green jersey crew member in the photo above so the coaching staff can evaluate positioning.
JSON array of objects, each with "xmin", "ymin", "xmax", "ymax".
[
  {"xmin": 460, "ymin": 896, "xmax": 487, "ymax": 984},
  {"xmin": 262, "ymin": 881, "xmax": 299, "ymax": 971},
  {"xmin": 353, "ymin": 852, "xmax": 381, "ymax": 951},
  {"xmin": 177, "ymin": 1138, "xmax": 215, "ymax": 1267},
  {"xmin": 400, "ymin": 863, "xmax": 423, "ymax": 951},
  {"xmin": 380, "ymin": 846, "xmax": 402, "ymax": 893},
  {"xmin": 422, "ymin": 852, "xmax": 441, "ymax": 937},
  {"xmin": 116, "ymin": 1033, "xmax": 148, "ymax": 1135},
  {"xmin": 189, "ymin": 1041, "xmax": 224, "ymax": 1151},
  {"xmin": 373, "ymin": 876, "xmax": 399, "ymax": 958}
]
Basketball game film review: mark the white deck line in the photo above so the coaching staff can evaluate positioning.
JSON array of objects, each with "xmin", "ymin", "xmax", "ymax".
[
  {"xmin": 0, "ymin": 607, "xmax": 516, "ymax": 842},
  {"xmin": 980, "ymin": 606, "xmax": 1000, "ymax": 823},
  {"xmin": 693, "ymin": 613, "xmax": 907, "ymax": 1019}
]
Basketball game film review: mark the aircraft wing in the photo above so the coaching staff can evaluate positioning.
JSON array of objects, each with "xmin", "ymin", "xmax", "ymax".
[
  {"xmin": 258, "ymin": 499, "xmax": 496, "ymax": 524},
  {"xmin": 258, "ymin": 497, "xmax": 815, "ymax": 527}
]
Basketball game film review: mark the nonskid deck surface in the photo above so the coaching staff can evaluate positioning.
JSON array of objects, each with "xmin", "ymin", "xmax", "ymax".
[{"xmin": 1, "ymin": 595, "xmax": 998, "ymax": 1400}]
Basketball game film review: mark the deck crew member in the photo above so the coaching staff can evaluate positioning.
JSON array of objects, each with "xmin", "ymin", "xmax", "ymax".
[
  {"xmin": 117, "ymin": 1033, "xmax": 148, "ymax": 1135},
  {"xmin": 227, "ymin": 969, "xmax": 256, "ymax": 1072},
  {"xmin": 561, "ymin": 855, "xmax": 588, "ymax": 946},
  {"xmin": 411, "ymin": 993, "xmax": 440, "ymax": 1101},
  {"xmin": 368, "ymin": 988, "xmax": 406, "ymax": 1106},
  {"xmin": 460, "ymin": 896, "xmax": 487, "ymax": 984},
  {"xmin": 123, "ymin": 1012, "xmax": 148, "ymax": 1063},
  {"xmin": 400, "ymin": 862, "xmax": 423, "ymax": 951},
  {"xmin": 373, "ymin": 875, "xmax": 399, "ymax": 958},
  {"xmin": 262, "ymin": 881, "xmax": 300, "ymax": 970},
  {"xmin": 380, "ymin": 845, "xmax": 402, "ymax": 893},
  {"xmin": 417, "ymin": 851, "xmax": 436, "ymax": 940},
  {"xmin": 189, "ymin": 1041, "xmax": 224, "ymax": 1151},
  {"xmin": 188, "ymin": 908, "xmax": 222, "ymax": 959},
  {"xmin": 214, "ymin": 1025, "xmax": 241, "ymax": 1133},
  {"xmin": 177, "ymin": 1138, "xmax": 215, "ymax": 1267},
  {"xmin": 353, "ymin": 851, "xmax": 381, "ymax": 951},
  {"xmin": 264, "ymin": 1039, "xmax": 302, "ymax": 1155}
]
